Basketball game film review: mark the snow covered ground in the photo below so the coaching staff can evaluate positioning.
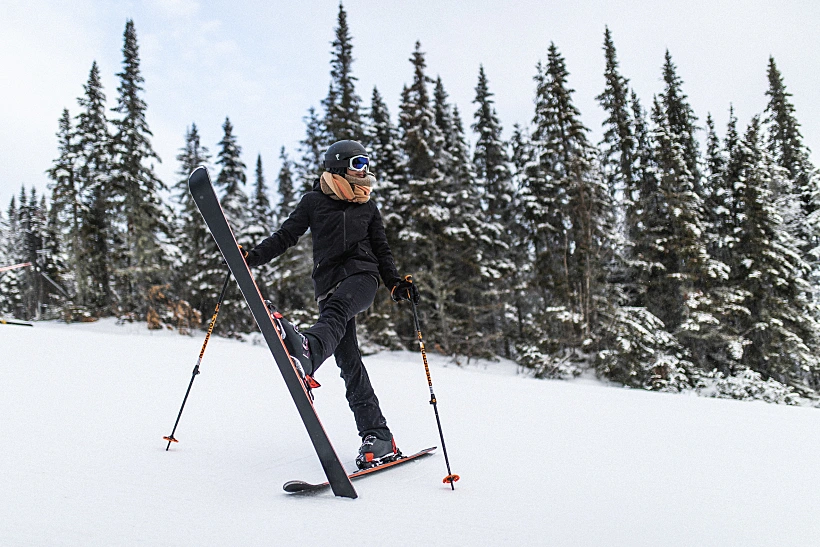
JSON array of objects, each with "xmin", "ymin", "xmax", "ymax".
[{"xmin": 3, "ymin": 319, "xmax": 820, "ymax": 546}]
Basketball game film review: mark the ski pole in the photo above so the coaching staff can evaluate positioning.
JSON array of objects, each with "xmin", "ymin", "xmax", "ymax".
[
  {"xmin": 163, "ymin": 270, "xmax": 232, "ymax": 450},
  {"xmin": 406, "ymin": 278, "xmax": 459, "ymax": 489}
]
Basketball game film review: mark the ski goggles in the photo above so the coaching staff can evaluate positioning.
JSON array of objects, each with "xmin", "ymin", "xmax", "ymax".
[{"xmin": 348, "ymin": 155, "xmax": 369, "ymax": 171}]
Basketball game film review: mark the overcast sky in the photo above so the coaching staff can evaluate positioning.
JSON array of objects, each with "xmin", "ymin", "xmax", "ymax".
[{"xmin": 1, "ymin": 0, "xmax": 818, "ymax": 209}]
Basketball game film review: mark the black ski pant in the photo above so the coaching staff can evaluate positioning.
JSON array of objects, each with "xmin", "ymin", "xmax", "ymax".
[{"xmin": 306, "ymin": 273, "xmax": 391, "ymax": 441}]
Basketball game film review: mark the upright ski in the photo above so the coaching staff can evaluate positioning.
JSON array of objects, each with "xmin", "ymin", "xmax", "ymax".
[{"xmin": 188, "ymin": 166, "xmax": 356, "ymax": 499}]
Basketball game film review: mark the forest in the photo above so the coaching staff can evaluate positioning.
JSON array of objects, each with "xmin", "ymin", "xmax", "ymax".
[{"xmin": 2, "ymin": 6, "xmax": 818, "ymax": 403}]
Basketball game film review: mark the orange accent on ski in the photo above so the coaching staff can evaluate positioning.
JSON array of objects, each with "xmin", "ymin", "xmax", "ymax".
[
  {"xmin": 163, "ymin": 436, "xmax": 178, "ymax": 443},
  {"xmin": 365, "ymin": 453, "xmax": 374, "ymax": 462},
  {"xmin": 305, "ymin": 375, "xmax": 321, "ymax": 389}
]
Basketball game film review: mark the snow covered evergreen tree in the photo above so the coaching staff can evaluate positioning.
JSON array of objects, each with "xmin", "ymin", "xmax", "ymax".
[
  {"xmin": 215, "ymin": 117, "xmax": 250, "ymax": 236},
  {"xmin": 702, "ymin": 113, "xmax": 726, "ymax": 263},
  {"xmin": 430, "ymin": 77, "xmax": 488, "ymax": 356},
  {"xmin": 47, "ymin": 108, "xmax": 82, "ymax": 304},
  {"xmin": 596, "ymin": 27, "xmax": 636, "ymax": 199},
  {"xmin": 173, "ymin": 123, "xmax": 216, "ymax": 317},
  {"xmin": 109, "ymin": 19, "xmax": 170, "ymax": 317},
  {"xmin": 214, "ymin": 117, "xmax": 252, "ymax": 334},
  {"xmin": 661, "ymin": 51, "xmax": 701, "ymax": 192},
  {"xmin": 645, "ymin": 95, "xmax": 732, "ymax": 378},
  {"xmin": 247, "ymin": 154, "xmax": 273, "ymax": 241},
  {"xmin": 519, "ymin": 43, "xmax": 615, "ymax": 377},
  {"xmin": 728, "ymin": 117, "xmax": 820, "ymax": 386},
  {"xmin": 763, "ymin": 57, "xmax": 818, "ymax": 272},
  {"xmin": 75, "ymin": 61, "xmax": 114, "ymax": 313},
  {"xmin": 360, "ymin": 88, "xmax": 405, "ymax": 349},
  {"xmin": 592, "ymin": 36, "xmax": 690, "ymax": 388},
  {"xmin": 0, "ymin": 197, "xmax": 24, "ymax": 317},
  {"xmin": 764, "ymin": 57, "xmax": 815, "ymax": 202},
  {"xmin": 245, "ymin": 154, "xmax": 276, "ymax": 293},
  {"xmin": 471, "ymin": 65, "xmax": 519, "ymax": 357},
  {"xmin": 396, "ymin": 42, "xmax": 480, "ymax": 354},
  {"xmin": 10, "ymin": 187, "xmax": 47, "ymax": 320},
  {"xmin": 506, "ymin": 123, "xmax": 537, "ymax": 352},
  {"xmin": 275, "ymin": 146, "xmax": 297, "ymax": 226},
  {"xmin": 298, "ymin": 107, "xmax": 326, "ymax": 193},
  {"xmin": 322, "ymin": 2, "xmax": 363, "ymax": 143},
  {"xmin": 41, "ymin": 193, "xmax": 68, "ymax": 318},
  {"xmin": 364, "ymin": 86, "xmax": 403, "ymax": 217}
]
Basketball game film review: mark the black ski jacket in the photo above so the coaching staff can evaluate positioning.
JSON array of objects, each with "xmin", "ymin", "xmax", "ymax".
[{"xmin": 246, "ymin": 180, "xmax": 401, "ymax": 300}]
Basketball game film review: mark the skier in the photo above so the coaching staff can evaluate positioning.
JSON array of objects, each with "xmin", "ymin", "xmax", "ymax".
[{"xmin": 243, "ymin": 139, "xmax": 419, "ymax": 469}]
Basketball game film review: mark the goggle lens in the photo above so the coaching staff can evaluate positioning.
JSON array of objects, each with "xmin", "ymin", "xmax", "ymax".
[{"xmin": 349, "ymin": 155, "xmax": 369, "ymax": 171}]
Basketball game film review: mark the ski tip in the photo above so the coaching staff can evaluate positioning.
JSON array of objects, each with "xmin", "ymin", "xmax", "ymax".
[
  {"xmin": 188, "ymin": 165, "xmax": 208, "ymax": 178},
  {"xmin": 187, "ymin": 165, "xmax": 210, "ymax": 192}
]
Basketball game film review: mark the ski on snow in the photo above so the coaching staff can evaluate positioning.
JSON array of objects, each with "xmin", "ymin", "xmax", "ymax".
[
  {"xmin": 284, "ymin": 447, "xmax": 437, "ymax": 494},
  {"xmin": 188, "ymin": 166, "xmax": 357, "ymax": 499}
]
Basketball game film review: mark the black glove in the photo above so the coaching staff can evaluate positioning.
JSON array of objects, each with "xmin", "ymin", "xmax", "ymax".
[
  {"xmin": 391, "ymin": 275, "xmax": 420, "ymax": 304},
  {"xmin": 243, "ymin": 246, "xmax": 263, "ymax": 267}
]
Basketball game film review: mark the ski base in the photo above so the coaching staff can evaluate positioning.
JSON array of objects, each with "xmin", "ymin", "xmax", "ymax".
[{"xmin": 283, "ymin": 447, "xmax": 437, "ymax": 494}]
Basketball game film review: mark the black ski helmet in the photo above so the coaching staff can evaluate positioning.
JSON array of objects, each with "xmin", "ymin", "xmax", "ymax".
[{"xmin": 323, "ymin": 140, "xmax": 368, "ymax": 171}]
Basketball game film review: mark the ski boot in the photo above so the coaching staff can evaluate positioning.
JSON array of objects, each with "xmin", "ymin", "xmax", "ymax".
[
  {"xmin": 356, "ymin": 434, "xmax": 401, "ymax": 470},
  {"xmin": 265, "ymin": 301, "xmax": 321, "ymax": 398}
]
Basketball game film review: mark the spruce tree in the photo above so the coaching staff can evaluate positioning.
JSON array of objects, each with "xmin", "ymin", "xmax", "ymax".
[
  {"xmin": 110, "ymin": 19, "xmax": 169, "ymax": 316},
  {"xmin": 0, "ymin": 197, "xmax": 24, "ymax": 317},
  {"xmin": 358, "ymin": 93, "xmax": 404, "ymax": 349},
  {"xmin": 507, "ymin": 123, "xmax": 536, "ymax": 350},
  {"xmin": 764, "ymin": 57, "xmax": 818, "ymax": 265},
  {"xmin": 661, "ymin": 51, "xmax": 700, "ymax": 191},
  {"xmin": 75, "ymin": 61, "xmax": 113, "ymax": 313},
  {"xmin": 364, "ymin": 86, "xmax": 404, "ymax": 221},
  {"xmin": 429, "ymin": 77, "xmax": 487, "ymax": 356},
  {"xmin": 397, "ymin": 43, "xmax": 467, "ymax": 352},
  {"xmin": 322, "ymin": 2, "xmax": 363, "ymax": 142},
  {"xmin": 596, "ymin": 27, "xmax": 635, "ymax": 197},
  {"xmin": 729, "ymin": 117, "xmax": 820, "ymax": 385},
  {"xmin": 592, "ymin": 40, "xmax": 689, "ymax": 387},
  {"xmin": 10, "ymin": 187, "xmax": 52, "ymax": 320},
  {"xmin": 399, "ymin": 41, "xmax": 437, "ymax": 182},
  {"xmin": 214, "ymin": 116, "xmax": 252, "ymax": 334},
  {"xmin": 764, "ymin": 57, "xmax": 814, "ymax": 196},
  {"xmin": 174, "ymin": 123, "xmax": 215, "ymax": 316},
  {"xmin": 215, "ymin": 117, "xmax": 249, "ymax": 235},
  {"xmin": 246, "ymin": 154, "xmax": 276, "ymax": 293},
  {"xmin": 299, "ymin": 107, "xmax": 326, "ymax": 192},
  {"xmin": 645, "ymin": 96, "xmax": 732, "ymax": 376},
  {"xmin": 520, "ymin": 43, "xmax": 615, "ymax": 376},
  {"xmin": 41, "ymin": 193, "xmax": 68, "ymax": 318},
  {"xmin": 47, "ymin": 108, "xmax": 82, "ymax": 304},
  {"xmin": 471, "ymin": 65, "xmax": 519, "ymax": 356},
  {"xmin": 247, "ymin": 153, "xmax": 273, "ymax": 240},
  {"xmin": 275, "ymin": 146, "xmax": 297, "ymax": 225}
]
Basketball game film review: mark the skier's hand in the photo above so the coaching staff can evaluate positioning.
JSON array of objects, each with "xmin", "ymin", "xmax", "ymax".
[
  {"xmin": 391, "ymin": 275, "xmax": 420, "ymax": 304},
  {"xmin": 242, "ymin": 245, "xmax": 262, "ymax": 267}
]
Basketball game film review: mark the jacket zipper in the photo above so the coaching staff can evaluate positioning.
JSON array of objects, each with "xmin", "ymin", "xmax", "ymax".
[{"xmin": 343, "ymin": 208, "xmax": 347, "ymax": 251}]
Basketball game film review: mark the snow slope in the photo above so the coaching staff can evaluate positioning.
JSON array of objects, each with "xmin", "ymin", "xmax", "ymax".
[{"xmin": 3, "ymin": 319, "xmax": 820, "ymax": 546}]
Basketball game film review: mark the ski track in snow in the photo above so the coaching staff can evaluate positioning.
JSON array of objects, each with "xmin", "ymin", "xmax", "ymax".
[{"xmin": 2, "ymin": 319, "xmax": 820, "ymax": 546}]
